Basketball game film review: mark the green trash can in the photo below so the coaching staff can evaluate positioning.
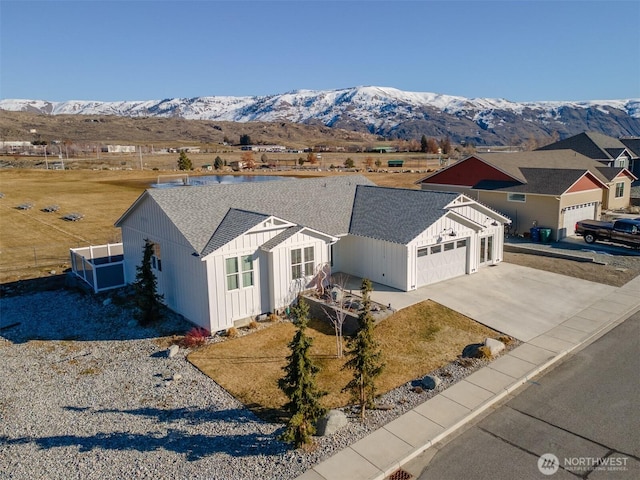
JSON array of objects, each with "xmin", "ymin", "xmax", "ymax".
[{"xmin": 539, "ymin": 228, "xmax": 552, "ymax": 243}]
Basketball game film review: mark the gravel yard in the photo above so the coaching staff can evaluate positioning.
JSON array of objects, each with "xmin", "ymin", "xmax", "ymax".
[{"xmin": 0, "ymin": 289, "xmax": 506, "ymax": 480}]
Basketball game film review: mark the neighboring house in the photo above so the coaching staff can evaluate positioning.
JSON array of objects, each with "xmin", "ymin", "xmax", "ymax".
[
  {"xmin": 415, "ymin": 150, "xmax": 636, "ymax": 240},
  {"xmin": 536, "ymin": 131, "xmax": 639, "ymax": 175},
  {"xmin": 115, "ymin": 175, "xmax": 509, "ymax": 332}
]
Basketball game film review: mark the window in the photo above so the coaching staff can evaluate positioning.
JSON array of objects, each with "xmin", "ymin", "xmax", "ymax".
[
  {"xmin": 615, "ymin": 182, "xmax": 624, "ymax": 198},
  {"xmin": 444, "ymin": 242, "xmax": 454, "ymax": 251},
  {"xmin": 151, "ymin": 243, "xmax": 162, "ymax": 271},
  {"xmin": 226, "ymin": 257, "xmax": 239, "ymax": 290},
  {"xmin": 304, "ymin": 246, "xmax": 315, "ymax": 276},
  {"xmin": 456, "ymin": 239, "xmax": 467, "ymax": 248},
  {"xmin": 430, "ymin": 245, "xmax": 442, "ymax": 254},
  {"xmin": 507, "ymin": 193, "xmax": 526, "ymax": 203},
  {"xmin": 291, "ymin": 247, "xmax": 315, "ymax": 279},
  {"xmin": 417, "ymin": 247, "xmax": 429, "ymax": 257},
  {"xmin": 226, "ymin": 255, "xmax": 254, "ymax": 291}
]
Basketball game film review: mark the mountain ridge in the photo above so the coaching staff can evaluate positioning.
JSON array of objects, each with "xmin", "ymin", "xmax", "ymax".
[{"xmin": 2, "ymin": 86, "xmax": 639, "ymax": 145}]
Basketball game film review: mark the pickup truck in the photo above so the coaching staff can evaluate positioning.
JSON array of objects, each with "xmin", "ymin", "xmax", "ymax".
[{"xmin": 574, "ymin": 218, "xmax": 640, "ymax": 248}]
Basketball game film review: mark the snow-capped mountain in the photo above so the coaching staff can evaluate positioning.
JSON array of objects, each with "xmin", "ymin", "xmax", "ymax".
[{"xmin": 2, "ymin": 86, "xmax": 639, "ymax": 145}]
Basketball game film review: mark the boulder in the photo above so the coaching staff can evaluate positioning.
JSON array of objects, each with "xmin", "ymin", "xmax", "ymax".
[
  {"xmin": 421, "ymin": 375, "xmax": 442, "ymax": 390},
  {"xmin": 102, "ymin": 298, "xmax": 112, "ymax": 306},
  {"xmin": 316, "ymin": 409, "xmax": 348, "ymax": 436},
  {"xmin": 484, "ymin": 338, "xmax": 505, "ymax": 356},
  {"xmin": 167, "ymin": 344, "xmax": 180, "ymax": 358},
  {"xmin": 172, "ymin": 373, "xmax": 182, "ymax": 381}
]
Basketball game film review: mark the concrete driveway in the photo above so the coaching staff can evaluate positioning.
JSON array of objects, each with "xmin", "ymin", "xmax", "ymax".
[{"xmin": 364, "ymin": 263, "xmax": 617, "ymax": 342}]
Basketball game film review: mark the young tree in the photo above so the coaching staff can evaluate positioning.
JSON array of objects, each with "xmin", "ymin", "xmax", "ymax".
[
  {"xmin": 344, "ymin": 157, "xmax": 354, "ymax": 168},
  {"xmin": 363, "ymin": 156, "xmax": 374, "ymax": 169},
  {"xmin": 177, "ymin": 151, "xmax": 192, "ymax": 170},
  {"xmin": 214, "ymin": 156, "xmax": 224, "ymax": 170},
  {"xmin": 438, "ymin": 136, "xmax": 452, "ymax": 155},
  {"xmin": 278, "ymin": 299, "xmax": 326, "ymax": 447},
  {"xmin": 132, "ymin": 240, "xmax": 164, "ymax": 326},
  {"xmin": 260, "ymin": 153, "xmax": 269, "ymax": 164},
  {"xmin": 374, "ymin": 158, "xmax": 382, "ymax": 170},
  {"xmin": 321, "ymin": 273, "xmax": 349, "ymax": 358},
  {"xmin": 298, "ymin": 157, "xmax": 305, "ymax": 166},
  {"xmin": 343, "ymin": 279, "xmax": 384, "ymax": 420},
  {"xmin": 420, "ymin": 135, "xmax": 428, "ymax": 153},
  {"xmin": 239, "ymin": 134, "xmax": 252, "ymax": 146},
  {"xmin": 307, "ymin": 152, "xmax": 318, "ymax": 165},
  {"xmin": 427, "ymin": 137, "xmax": 439, "ymax": 154}
]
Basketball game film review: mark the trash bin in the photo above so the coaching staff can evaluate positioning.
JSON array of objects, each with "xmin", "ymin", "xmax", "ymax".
[
  {"xmin": 539, "ymin": 228, "xmax": 552, "ymax": 243},
  {"xmin": 530, "ymin": 227, "xmax": 540, "ymax": 242}
]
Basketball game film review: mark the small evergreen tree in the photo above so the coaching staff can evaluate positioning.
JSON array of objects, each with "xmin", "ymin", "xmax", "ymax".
[
  {"xmin": 177, "ymin": 151, "xmax": 192, "ymax": 170},
  {"xmin": 421, "ymin": 135, "xmax": 428, "ymax": 153},
  {"xmin": 278, "ymin": 299, "xmax": 326, "ymax": 447},
  {"xmin": 240, "ymin": 134, "xmax": 252, "ymax": 146},
  {"xmin": 132, "ymin": 240, "xmax": 164, "ymax": 326},
  {"xmin": 343, "ymin": 279, "xmax": 384, "ymax": 420},
  {"xmin": 344, "ymin": 157, "xmax": 354, "ymax": 168},
  {"xmin": 214, "ymin": 156, "xmax": 224, "ymax": 170}
]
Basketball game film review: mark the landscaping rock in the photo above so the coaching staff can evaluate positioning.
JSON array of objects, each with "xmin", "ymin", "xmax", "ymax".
[
  {"xmin": 167, "ymin": 344, "xmax": 179, "ymax": 358},
  {"xmin": 316, "ymin": 409, "xmax": 348, "ymax": 436},
  {"xmin": 421, "ymin": 375, "xmax": 442, "ymax": 390},
  {"xmin": 484, "ymin": 338, "xmax": 505, "ymax": 356},
  {"xmin": 172, "ymin": 373, "xmax": 182, "ymax": 381},
  {"xmin": 102, "ymin": 298, "xmax": 112, "ymax": 306}
]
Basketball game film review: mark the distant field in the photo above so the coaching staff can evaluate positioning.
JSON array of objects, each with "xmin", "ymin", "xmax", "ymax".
[{"xmin": 0, "ymin": 166, "xmax": 430, "ymax": 283}]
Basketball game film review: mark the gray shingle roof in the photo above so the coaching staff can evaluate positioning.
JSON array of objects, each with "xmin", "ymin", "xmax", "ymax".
[
  {"xmin": 477, "ymin": 150, "xmax": 610, "ymax": 184},
  {"xmin": 128, "ymin": 175, "xmax": 376, "ymax": 253},
  {"xmin": 201, "ymin": 209, "xmax": 269, "ymax": 257},
  {"xmin": 536, "ymin": 132, "xmax": 632, "ymax": 161},
  {"xmin": 349, "ymin": 186, "xmax": 458, "ymax": 244},
  {"xmin": 473, "ymin": 168, "xmax": 592, "ymax": 195},
  {"xmin": 596, "ymin": 166, "xmax": 627, "ymax": 182},
  {"xmin": 260, "ymin": 226, "xmax": 305, "ymax": 251}
]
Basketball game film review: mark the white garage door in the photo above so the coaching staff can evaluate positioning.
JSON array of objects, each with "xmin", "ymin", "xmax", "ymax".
[
  {"xmin": 562, "ymin": 202, "xmax": 597, "ymax": 238},
  {"xmin": 416, "ymin": 239, "xmax": 468, "ymax": 287}
]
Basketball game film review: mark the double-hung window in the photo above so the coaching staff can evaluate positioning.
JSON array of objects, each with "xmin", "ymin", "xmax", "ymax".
[
  {"xmin": 151, "ymin": 243, "xmax": 162, "ymax": 271},
  {"xmin": 615, "ymin": 182, "xmax": 624, "ymax": 198},
  {"xmin": 291, "ymin": 246, "xmax": 315, "ymax": 279},
  {"xmin": 225, "ymin": 255, "xmax": 254, "ymax": 291}
]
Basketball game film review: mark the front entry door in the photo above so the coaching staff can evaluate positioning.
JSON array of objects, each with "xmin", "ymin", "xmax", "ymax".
[{"xmin": 479, "ymin": 236, "xmax": 493, "ymax": 265}]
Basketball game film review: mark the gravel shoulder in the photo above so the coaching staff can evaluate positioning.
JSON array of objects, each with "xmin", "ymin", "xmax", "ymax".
[{"xmin": 1, "ymin": 289, "xmax": 514, "ymax": 480}]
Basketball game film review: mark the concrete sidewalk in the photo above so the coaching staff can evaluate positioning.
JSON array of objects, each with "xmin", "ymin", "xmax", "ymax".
[{"xmin": 297, "ymin": 275, "xmax": 640, "ymax": 480}]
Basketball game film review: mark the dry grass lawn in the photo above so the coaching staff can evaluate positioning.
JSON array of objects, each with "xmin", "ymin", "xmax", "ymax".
[
  {"xmin": 188, "ymin": 300, "xmax": 498, "ymax": 421},
  {"xmin": 0, "ymin": 168, "xmax": 422, "ymax": 283}
]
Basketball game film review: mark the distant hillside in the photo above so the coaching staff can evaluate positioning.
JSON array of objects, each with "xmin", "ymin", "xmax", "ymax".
[{"xmin": 2, "ymin": 86, "xmax": 639, "ymax": 145}]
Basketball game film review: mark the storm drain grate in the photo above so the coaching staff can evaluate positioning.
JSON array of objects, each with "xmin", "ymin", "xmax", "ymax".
[{"xmin": 386, "ymin": 468, "xmax": 413, "ymax": 480}]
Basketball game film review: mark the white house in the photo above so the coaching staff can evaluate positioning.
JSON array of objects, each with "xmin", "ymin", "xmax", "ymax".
[{"xmin": 115, "ymin": 175, "xmax": 510, "ymax": 332}]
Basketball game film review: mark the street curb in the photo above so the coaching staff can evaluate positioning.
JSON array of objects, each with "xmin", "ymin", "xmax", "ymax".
[
  {"xmin": 504, "ymin": 244, "xmax": 597, "ymax": 263},
  {"xmin": 369, "ymin": 299, "xmax": 640, "ymax": 480}
]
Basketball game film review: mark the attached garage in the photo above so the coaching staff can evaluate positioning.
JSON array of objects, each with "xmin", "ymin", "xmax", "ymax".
[
  {"xmin": 416, "ymin": 239, "xmax": 468, "ymax": 287},
  {"xmin": 562, "ymin": 202, "xmax": 597, "ymax": 237}
]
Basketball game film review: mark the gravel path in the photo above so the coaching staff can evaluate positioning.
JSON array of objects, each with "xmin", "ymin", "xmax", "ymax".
[{"xmin": 1, "ymin": 289, "xmax": 511, "ymax": 480}]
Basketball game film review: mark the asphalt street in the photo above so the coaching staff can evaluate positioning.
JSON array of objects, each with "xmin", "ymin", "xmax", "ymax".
[{"xmin": 408, "ymin": 311, "xmax": 640, "ymax": 480}]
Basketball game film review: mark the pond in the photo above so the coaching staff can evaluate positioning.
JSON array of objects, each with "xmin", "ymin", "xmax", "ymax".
[{"xmin": 151, "ymin": 175, "xmax": 288, "ymax": 188}]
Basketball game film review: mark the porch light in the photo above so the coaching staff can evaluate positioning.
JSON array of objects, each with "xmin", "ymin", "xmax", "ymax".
[
  {"xmin": 441, "ymin": 227, "xmax": 456, "ymax": 237},
  {"xmin": 491, "ymin": 220, "xmax": 498, "ymax": 226}
]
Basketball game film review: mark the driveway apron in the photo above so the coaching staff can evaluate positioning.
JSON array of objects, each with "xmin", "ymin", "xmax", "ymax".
[{"xmin": 369, "ymin": 262, "xmax": 617, "ymax": 342}]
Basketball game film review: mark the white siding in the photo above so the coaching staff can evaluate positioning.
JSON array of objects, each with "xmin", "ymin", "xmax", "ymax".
[
  {"xmin": 206, "ymin": 225, "xmax": 290, "ymax": 329},
  {"xmin": 335, "ymin": 235, "xmax": 409, "ymax": 290},
  {"xmin": 119, "ymin": 197, "xmax": 211, "ymax": 331},
  {"xmin": 267, "ymin": 231, "xmax": 332, "ymax": 312}
]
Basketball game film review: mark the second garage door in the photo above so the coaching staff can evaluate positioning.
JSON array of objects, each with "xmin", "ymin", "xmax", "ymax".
[
  {"xmin": 416, "ymin": 239, "xmax": 468, "ymax": 287},
  {"xmin": 562, "ymin": 202, "xmax": 597, "ymax": 238}
]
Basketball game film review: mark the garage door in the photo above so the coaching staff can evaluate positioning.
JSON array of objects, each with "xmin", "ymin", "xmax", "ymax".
[
  {"xmin": 416, "ymin": 239, "xmax": 467, "ymax": 287},
  {"xmin": 562, "ymin": 202, "xmax": 597, "ymax": 238}
]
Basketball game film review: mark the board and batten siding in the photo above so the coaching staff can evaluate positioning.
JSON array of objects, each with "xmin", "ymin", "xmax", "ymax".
[
  {"xmin": 119, "ymin": 196, "xmax": 211, "ymax": 330},
  {"xmin": 267, "ymin": 231, "xmax": 332, "ymax": 313},
  {"xmin": 334, "ymin": 235, "xmax": 409, "ymax": 290},
  {"xmin": 205, "ymin": 224, "xmax": 290, "ymax": 330}
]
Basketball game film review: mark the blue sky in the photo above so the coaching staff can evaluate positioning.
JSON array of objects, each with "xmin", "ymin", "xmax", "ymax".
[{"xmin": 1, "ymin": 0, "xmax": 638, "ymax": 102}]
